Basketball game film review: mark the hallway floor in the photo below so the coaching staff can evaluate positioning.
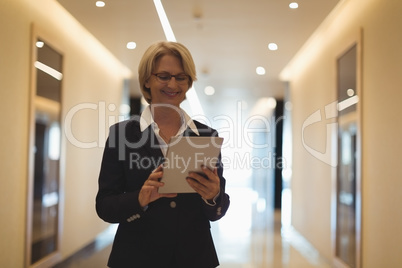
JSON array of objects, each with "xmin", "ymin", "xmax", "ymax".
[{"xmin": 54, "ymin": 210, "xmax": 331, "ymax": 268}]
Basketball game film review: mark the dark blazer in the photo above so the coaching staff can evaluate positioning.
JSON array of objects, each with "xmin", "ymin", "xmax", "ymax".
[{"xmin": 96, "ymin": 117, "xmax": 230, "ymax": 268}]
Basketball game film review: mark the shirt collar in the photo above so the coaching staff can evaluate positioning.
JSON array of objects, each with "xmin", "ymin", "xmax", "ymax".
[{"xmin": 140, "ymin": 105, "xmax": 199, "ymax": 135}]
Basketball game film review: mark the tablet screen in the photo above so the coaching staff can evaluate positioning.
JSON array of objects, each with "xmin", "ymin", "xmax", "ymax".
[{"xmin": 158, "ymin": 136, "xmax": 223, "ymax": 193}]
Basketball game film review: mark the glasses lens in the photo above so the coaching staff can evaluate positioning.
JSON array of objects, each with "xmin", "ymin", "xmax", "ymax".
[
  {"xmin": 175, "ymin": 75, "xmax": 188, "ymax": 83},
  {"xmin": 155, "ymin": 73, "xmax": 188, "ymax": 84},
  {"xmin": 156, "ymin": 74, "xmax": 171, "ymax": 82}
]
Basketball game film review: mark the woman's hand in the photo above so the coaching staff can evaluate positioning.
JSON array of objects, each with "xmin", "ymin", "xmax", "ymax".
[
  {"xmin": 138, "ymin": 165, "xmax": 177, "ymax": 207},
  {"xmin": 186, "ymin": 166, "xmax": 220, "ymax": 201}
]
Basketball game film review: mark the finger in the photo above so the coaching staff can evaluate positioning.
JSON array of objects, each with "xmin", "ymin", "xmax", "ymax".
[
  {"xmin": 201, "ymin": 166, "xmax": 219, "ymax": 182},
  {"xmin": 160, "ymin": 193, "xmax": 177, "ymax": 198},
  {"xmin": 186, "ymin": 178, "xmax": 207, "ymax": 193},
  {"xmin": 188, "ymin": 169, "xmax": 220, "ymax": 197},
  {"xmin": 187, "ymin": 172, "xmax": 208, "ymax": 186},
  {"xmin": 186, "ymin": 178, "xmax": 215, "ymax": 199},
  {"xmin": 140, "ymin": 185, "xmax": 154, "ymax": 192},
  {"xmin": 152, "ymin": 164, "xmax": 163, "ymax": 173},
  {"xmin": 148, "ymin": 171, "xmax": 163, "ymax": 181},
  {"xmin": 144, "ymin": 180, "xmax": 163, "ymax": 188},
  {"xmin": 186, "ymin": 176, "xmax": 215, "ymax": 195}
]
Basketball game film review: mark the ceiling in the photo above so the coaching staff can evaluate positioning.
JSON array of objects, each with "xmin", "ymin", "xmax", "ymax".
[{"xmin": 56, "ymin": 0, "xmax": 340, "ymax": 118}]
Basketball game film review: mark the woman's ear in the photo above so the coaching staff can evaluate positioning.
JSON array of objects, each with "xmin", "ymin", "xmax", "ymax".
[{"xmin": 145, "ymin": 80, "xmax": 150, "ymax": 88}]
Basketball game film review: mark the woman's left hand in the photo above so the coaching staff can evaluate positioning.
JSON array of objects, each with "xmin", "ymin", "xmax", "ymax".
[{"xmin": 186, "ymin": 166, "xmax": 220, "ymax": 201}]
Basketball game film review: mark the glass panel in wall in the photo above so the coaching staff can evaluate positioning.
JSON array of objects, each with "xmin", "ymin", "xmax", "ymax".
[
  {"xmin": 29, "ymin": 38, "xmax": 63, "ymax": 266},
  {"xmin": 335, "ymin": 44, "xmax": 360, "ymax": 268}
]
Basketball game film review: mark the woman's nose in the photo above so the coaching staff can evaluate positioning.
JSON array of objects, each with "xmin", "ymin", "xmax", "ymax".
[{"xmin": 167, "ymin": 77, "xmax": 179, "ymax": 87}]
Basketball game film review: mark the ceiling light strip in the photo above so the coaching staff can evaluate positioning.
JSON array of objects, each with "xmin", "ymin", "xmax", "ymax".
[
  {"xmin": 153, "ymin": 0, "xmax": 204, "ymax": 116},
  {"xmin": 337, "ymin": 95, "xmax": 359, "ymax": 111},
  {"xmin": 153, "ymin": 0, "xmax": 176, "ymax": 41},
  {"xmin": 34, "ymin": 61, "xmax": 63, "ymax": 80},
  {"xmin": 186, "ymin": 87, "xmax": 205, "ymax": 116}
]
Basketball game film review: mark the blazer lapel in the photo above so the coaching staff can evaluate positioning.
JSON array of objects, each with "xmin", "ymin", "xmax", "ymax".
[{"xmin": 126, "ymin": 120, "xmax": 164, "ymax": 161}]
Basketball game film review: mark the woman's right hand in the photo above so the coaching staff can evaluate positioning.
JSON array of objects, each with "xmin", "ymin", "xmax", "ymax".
[{"xmin": 138, "ymin": 165, "xmax": 177, "ymax": 207}]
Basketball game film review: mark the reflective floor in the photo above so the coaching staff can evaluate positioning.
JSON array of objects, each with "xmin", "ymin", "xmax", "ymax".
[
  {"xmin": 210, "ymin": 187, "xmax": 331, "ymax": 268},
  {"xmin": 212, "ymin": 212, "xmax": 331, "ymax": 268},
  {"xmin": 54, "ymin": 205, "xmax": 331, "ymax": 268}
]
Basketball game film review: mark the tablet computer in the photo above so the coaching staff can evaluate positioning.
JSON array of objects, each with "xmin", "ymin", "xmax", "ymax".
[{"xmin": 158, "ymin": 136, "xmax": 224, "ymax": 194}]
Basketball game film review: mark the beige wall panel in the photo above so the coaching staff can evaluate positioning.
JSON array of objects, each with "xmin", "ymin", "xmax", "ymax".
[
  {"xmin": 284, "ymin": 0, "xmax": 402, "ymax": 266},
  {"xmin": 0, "ymin": 0, "xmax": 131, "ymax": 266}
]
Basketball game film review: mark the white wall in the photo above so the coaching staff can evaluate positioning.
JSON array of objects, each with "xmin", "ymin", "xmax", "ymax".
[
  {"xmin": 283, "ymin": 0, "xmax": 402, "ymax": 266},
  {"xmin": 0, "ymin": 0, "xmax": 131, "ymax": 266}
]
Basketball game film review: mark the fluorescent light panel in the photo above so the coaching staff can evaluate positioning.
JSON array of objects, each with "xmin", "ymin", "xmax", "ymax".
[
  {"xmin": 153, "ymin": 0, "xmax": 176, "ymax": 41},
  {"xmin": 153, "ymin": 0, "xmax": 205, "ymax": 116},
  {"xmin": 34, "ymin": 61, "xmax": 63, "ymax": 80},
  {"xmin": 338, "ymin": 95, "xmax": 359, "ymax": 111}
]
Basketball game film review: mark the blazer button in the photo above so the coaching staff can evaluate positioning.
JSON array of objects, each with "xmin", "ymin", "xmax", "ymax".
[
  {"xmin": 217, "ymin": 207, "xmax": 222, "ymax": 216},
  {"xmin": 170, "ymin": 201, "xmax": 177, "ymax": 208}
]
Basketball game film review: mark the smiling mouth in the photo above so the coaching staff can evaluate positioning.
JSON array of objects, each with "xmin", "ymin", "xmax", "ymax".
[{"xmin": 163, "ymin": 90, "xmax": 180, "ymax": 97}]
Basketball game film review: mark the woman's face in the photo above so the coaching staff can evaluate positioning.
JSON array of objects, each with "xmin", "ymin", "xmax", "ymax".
[{"xmin": 145, "ymin": 54, "xmax": 189, "ymax": 107}]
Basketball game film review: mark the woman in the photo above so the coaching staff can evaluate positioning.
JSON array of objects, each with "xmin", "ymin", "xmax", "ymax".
[{"xmin": 96, "ymin": 41, "xmax": 230, "ymax": 267}]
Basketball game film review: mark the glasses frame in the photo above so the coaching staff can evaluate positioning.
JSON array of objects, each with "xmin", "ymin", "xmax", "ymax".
[{"xmin": 151, "ymin": 73, "xmax": 189, "ymax": 85}]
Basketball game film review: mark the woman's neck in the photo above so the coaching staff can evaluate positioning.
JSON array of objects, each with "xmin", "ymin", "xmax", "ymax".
[{"xmin": 151, "ymin": 104, "xmax": 182, "ymax": 128}]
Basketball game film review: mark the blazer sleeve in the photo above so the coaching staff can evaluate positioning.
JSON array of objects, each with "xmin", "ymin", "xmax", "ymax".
[
  {"xmin": 95, "ymin": 123, "xmax": 146, "ymax": 224},
  {"xmin": 191, "ymin": 122, "xmax": 230, "ymax": 221},
  {"xmin": 201, "ymin": 152, "xmax": 230, "ymax": 221}
]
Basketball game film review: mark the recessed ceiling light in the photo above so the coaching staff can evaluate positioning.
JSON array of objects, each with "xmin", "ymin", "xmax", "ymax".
[
  {"xmin": 36, "ymin": 41, "xmax": 44, "ymax": 48},
  {"xmin": 96, "ymin": 1, "xmax": 105, "ymax": 7},
  {"xmin": 347, "ymin": 88, "xmax": 355, "ymax": 96},
  {"xmin": 204, "ymin": 86, "xmax": 215, "ymax": 96},
  {"xmin": 126, "ymin": 42, "xmax": 137, "ymax": 49},
  {"xmin": 268, "ymin": 43, "xmax": 278, "ymax": 51},
  {"xmin": 256, "ymin": 67, "xmax": 266, "ymax": 75},
  {"xmin": 289, "ymin": 2, "xmax": 299, "ymax": 9}
]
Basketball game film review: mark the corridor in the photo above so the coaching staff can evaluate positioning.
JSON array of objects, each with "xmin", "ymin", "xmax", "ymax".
[{"xmin": 54, "ymin": 193, "xmax": 331, "ymax": 268}]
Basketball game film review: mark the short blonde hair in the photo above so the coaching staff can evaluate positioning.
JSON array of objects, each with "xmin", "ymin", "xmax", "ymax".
[{"xmin": 138, "ymin": 41, "xmax": 197, "ymax": 104}]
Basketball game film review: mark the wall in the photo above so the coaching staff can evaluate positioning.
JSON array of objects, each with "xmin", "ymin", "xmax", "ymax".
[
  {"xmin": 0, "ymin": 0, "xmax": 131, "ymax": 266},
  {"xmin": 282, "ymin": 0, "xmax": 402, "ymax": 266}
]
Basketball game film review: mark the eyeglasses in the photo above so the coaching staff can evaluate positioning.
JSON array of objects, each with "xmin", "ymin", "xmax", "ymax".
[{"xmin": 152, "ymin": 73, "xmax": 189, "ymax": 85}]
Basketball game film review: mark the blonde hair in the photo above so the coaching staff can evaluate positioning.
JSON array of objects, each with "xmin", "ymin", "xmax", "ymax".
[{"xmin": 138, "ymin": 41, "xmax": 197, "ymax": 104}]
